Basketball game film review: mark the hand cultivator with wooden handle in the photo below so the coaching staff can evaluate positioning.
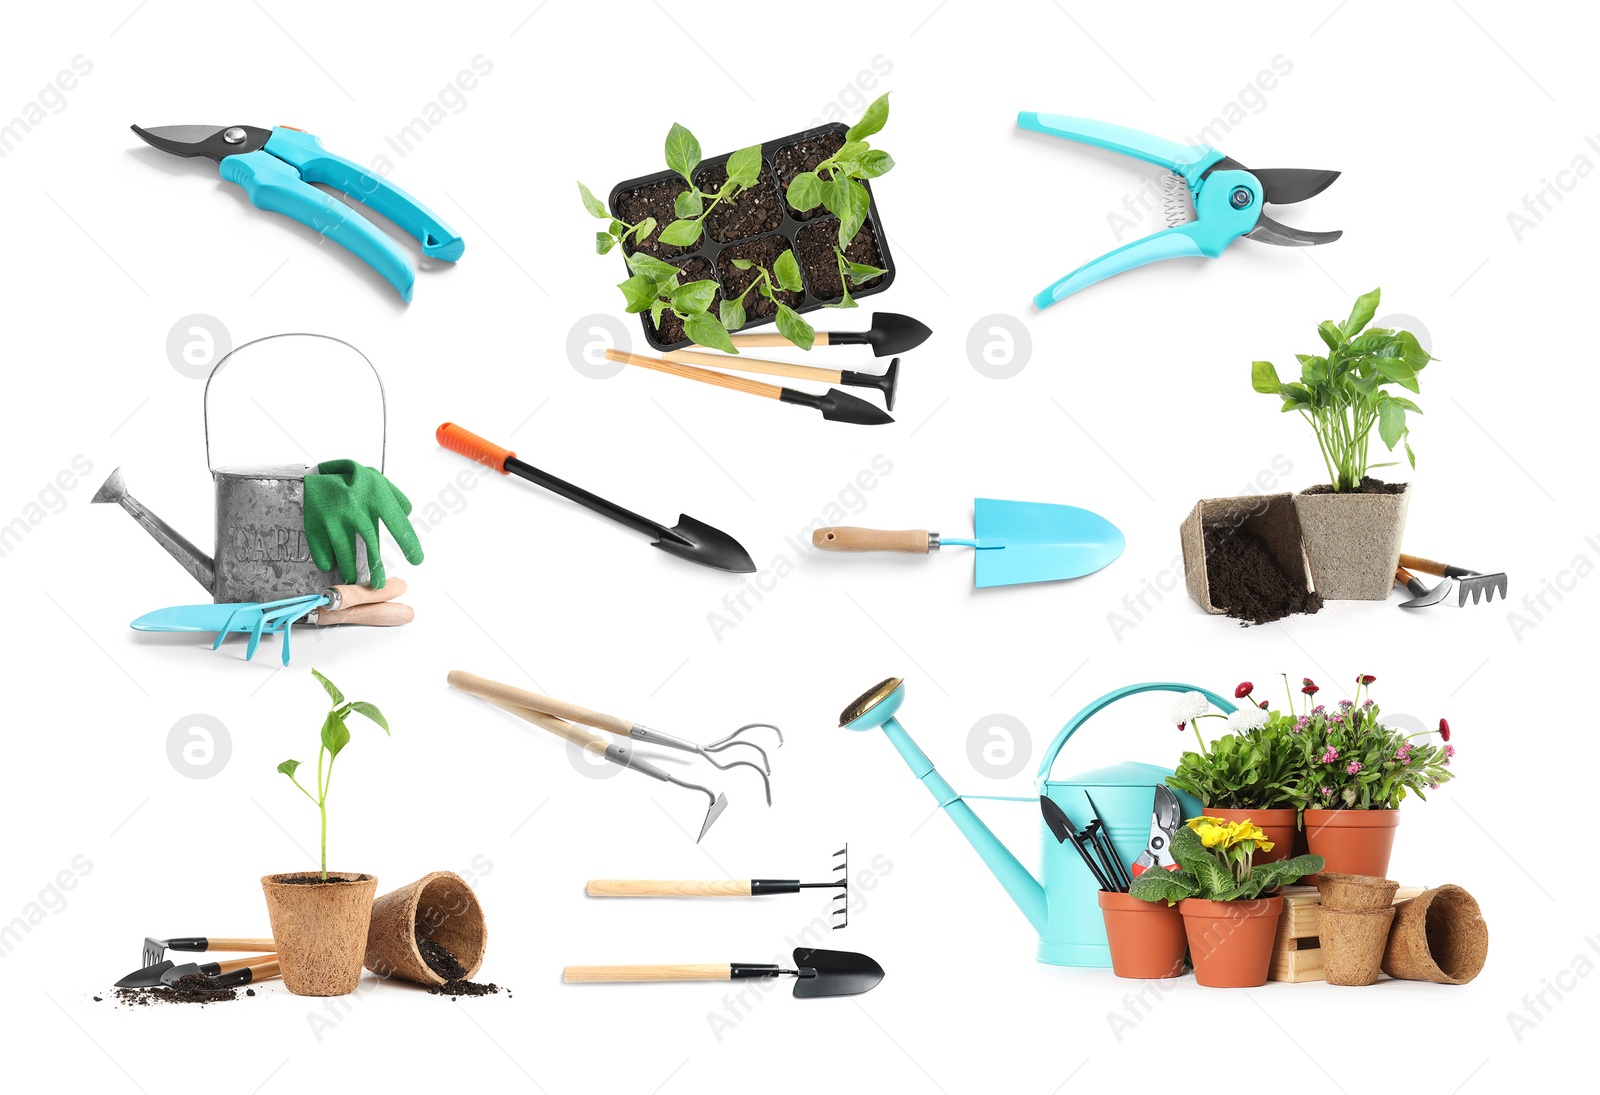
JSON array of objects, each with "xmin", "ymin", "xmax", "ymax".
[{"xmin": 448, "ymin": 670, "xmax": 780, "ymax": 841}]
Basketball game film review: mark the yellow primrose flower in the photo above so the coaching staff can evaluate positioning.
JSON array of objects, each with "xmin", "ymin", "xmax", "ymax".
[{"xmin": 1186, "ymin": 818, "xmax": 1232, "ymax": 847}]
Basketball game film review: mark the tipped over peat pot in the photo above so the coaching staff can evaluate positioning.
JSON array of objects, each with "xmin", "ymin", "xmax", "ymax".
[
  {"xmin": 1381, "ymin": 884, "xmax": 1489, "ymax": 984},
  {"xmin": 611, "ymin": 124, "xmax": 896, "ymax": 350},
  {"xmin": 1292, "ymin": 480, "xmax": 1411, "ymax": 601},
  {"xmin": 261, "ymin": 872, "xmax": 378, "ymax": 996},
  {"xmin": 364, "ymin": 871, "xmax": 488, "ymax": 987},
  {"xmin": 1180, "ymin": 494, "xmax": 1322, "ymax": 624}
]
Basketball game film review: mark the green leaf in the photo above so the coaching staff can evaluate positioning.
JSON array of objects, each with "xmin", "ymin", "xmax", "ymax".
[
  {"xmin": 618, "ymin": 273, "xmax": 659, "ymax": 314},
  {"xmin": 846, "ymin": 92, "xmax": 890, "ymax": 141},
  {"xmin": 725, "ymin": 144, "xmax": 763, "ymax": 188},
  {"xmin": 1168, "ymin": 825, "xmax": 1211, "ymax": 872},
  {"xmin": 1251, "ymin": 360, "xmax": 1282, "ymax": 394},
  {"xmin": 577, "ymin": 181, "xmax": 609, "ymax": 219},
  {"xmin": 774, "ymin": 304, "xmax": 815, "ymax": 350},
  {"xmin": 1192, "ymin": 854, "xmax": 1236, "ymax": 901},
  {"xmin": 631, "ymin": 216, "xmax": 656, "ymax": 243},
  {"xmin": 626, "ymin": 252, "xmax": 678, "ymax": 283},
  {"xmin": 311, "ymin": 668, "xmax": 344, "ymax": 708},
  {"xmin": 773, "ymin": 249, "xmax": 804, "ymax": 293},
  {"xmin": 1129, "ymin": 869, "xmax": 1198, "ymax": 906},
  {"xmin": 320, "ymin": 711, "xmax": 351, "ymax": 759},
  {"xmin": 659, "ymin": 218, "xmax": 703, "ymax": 247},
  {"xmin": 670, "ymin": 278, "xmax": 719, "ymax": 315},
  {"xmin": 837, "ymin": 180, "xmax": 871, "ymax": 247},
  {"xmin": 1377, "ymin": 399, "xmax": 1407, "ymax": 450},
  {"xmin": 349, "ymin": 701, "xmax": 389, "ymax": 734},
  {"xmin": 718, "ymin": 297, "xmax": 747, "ymax": 331},
  {"xmin": 1344, "ymin": 287, "xmax": 1381, "ymax": 338},
  {"xmin": 595, "ymin": 231, "xmax": 616, "ymax": 255},
  {"xmin": 683, "ymin": 312, "xmax": 737, "ymax": 354},
  {"xmin": 664, "ymin": 122, "xmax": 702, "ymax": 182},
  {"xmin": 277, "ymin": 759, "xmax": 301, "ymax": 778},
  {"xmin": 833, "ymin": 140, "xmax": 869, "ymax": 169},
  {"xmin": 1404, "ymin": 438, "xmax": 1416, "ymax": 468},
  {"xmin": 648, "ymin": 299, "xmax": 667, "ymax": 329},
  {"xmin": 1317, "ymin": 320, "xmax": 1344, "ymax": 352},
  {"xmin": 730, "ymin": 257, "xmax": 753, "ymax": 270},
  {"xmin": 856, "ymin": 149, "xmax": 895, "ymax": 179},
  {"xmin": 822, "ymin": 171, "xmax": 853, "ymax": 222},
  {"xmin": 673, "ymin": 189, "xmax": 703, "ymax": 219},
  {"xmin": 787, "ymin": 171, "xmax": 823, "ymax": 211},
  {"xmin": 846, "ymin": 260, "xmax": 886, "ymax": 282}
]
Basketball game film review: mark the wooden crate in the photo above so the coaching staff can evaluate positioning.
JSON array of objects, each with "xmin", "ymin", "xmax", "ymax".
[{"xmin": 1269, "ymin": 884, "xmax": 1426, "ymax": 983}]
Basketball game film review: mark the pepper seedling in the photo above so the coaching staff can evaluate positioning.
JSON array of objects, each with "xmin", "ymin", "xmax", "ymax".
[
  {"xmin": 617, "ymin": 250, "xmax": 818, "ymax": 352},
  {"xmin": 722, "ymin": 250, "xmax": 814, "ymax": 348},
  {"xmin": 785, "ymin": 93, "xmax": 895, "ymax": 249},
  {"xmin": 276, "ymin": 669, "xmax": 389, "ymax": 881}
]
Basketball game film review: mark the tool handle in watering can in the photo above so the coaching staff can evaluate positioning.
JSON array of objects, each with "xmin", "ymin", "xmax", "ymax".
[{"xmin": 1035, "ymin": 683, "xmax": 1237, "ymax": 787}]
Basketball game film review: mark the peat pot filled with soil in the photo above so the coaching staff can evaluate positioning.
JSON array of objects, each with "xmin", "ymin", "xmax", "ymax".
[
  {"xmin": 261, "ymin": 872, "xmax": 379, "ymax": 996},
  {"xmin": 1293, "ymin": 480, "xmax": 1411, "ymax": 601},
  {"xmin": 1180, "ymin": 494, "xmax": 1323, "ymax": 625}
]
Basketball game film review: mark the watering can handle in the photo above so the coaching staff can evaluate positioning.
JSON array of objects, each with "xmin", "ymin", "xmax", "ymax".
[
  {"xmin": 1034, "ymin": 682, "xmax": 1237, "ymax": 788},
  {"xmin": 203, "ymin": 333, "xmax": 388, "ymax": 473}
]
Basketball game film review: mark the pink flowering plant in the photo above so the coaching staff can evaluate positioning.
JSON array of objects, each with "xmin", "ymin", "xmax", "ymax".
[{"xmin": 1281, "ymin": 674, "xmax": 1454, "ymax": 810}]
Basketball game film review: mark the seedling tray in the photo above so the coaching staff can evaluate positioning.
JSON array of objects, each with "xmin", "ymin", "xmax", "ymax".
[{"xmin": 609, "ymin": 122, "xmax": 896, "ymax": 350}]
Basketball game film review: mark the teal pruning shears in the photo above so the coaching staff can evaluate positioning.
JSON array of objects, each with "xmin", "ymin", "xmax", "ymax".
[
  {"xmin": 132, "ymin": 123, "xmax": 463, "ymax": 301},
  {"xmin": 1017, "ymin": 113, "xmax": 1341, "ymax": 308}
]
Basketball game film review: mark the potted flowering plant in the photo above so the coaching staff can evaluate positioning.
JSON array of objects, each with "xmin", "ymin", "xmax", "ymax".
[
  {"xmin": 1130, "ymin": 818, "xmax": 1323, "ymax": 988},
  {"xmin": 1164, "ymin": 684, "xmax": 1298, "ymax": 862},
  {"xmin": 1251, "ymin": 287, "xmax": 1435, "ymax": 599},
  {"xmin": 1286, "ymin": 674, "xmax": 1455, "ymax": 878}
]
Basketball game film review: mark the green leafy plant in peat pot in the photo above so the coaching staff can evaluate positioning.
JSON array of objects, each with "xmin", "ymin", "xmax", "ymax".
[
  {"xmin": 1131, "ymin": 819, "xmax": 1322, "ymax": 988},
  {"xmin": 261, "ymin": 669, "xmax": 388, "ymax": 996},
  {"xmin": 1252, "ymin": 287, "xmax": 1435, "ymax": 599},
  {"xmin": 1165, "ymin": 684, "xmax": 1299, "ymax": 862},
  {"xmin": 1285, "ymin": 675, "xmax": 1455, "ymax": 880},
  {"xmin": 579, "ymin": 95, "xmax": 896, "ymax": 351}
]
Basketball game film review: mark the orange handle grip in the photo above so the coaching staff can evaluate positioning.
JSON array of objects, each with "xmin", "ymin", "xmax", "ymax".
[{"xmin": 436, "ymin": 422, "xmax": 514, "ymax": 473}]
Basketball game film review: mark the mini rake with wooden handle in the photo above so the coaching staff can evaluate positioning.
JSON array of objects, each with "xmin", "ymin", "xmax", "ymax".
[{"xmin": 586, "ymin": 845, "xmax": 850, "ymax": 928}]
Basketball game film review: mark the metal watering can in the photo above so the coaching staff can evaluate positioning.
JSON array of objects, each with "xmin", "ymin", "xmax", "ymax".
[
  {"xmin": 93, "ymin": 334, "xmax": 384, "ymax": 603},
  {"xmin": 840, "ymin": 677, "xmax": 1237, "ymax": 967}
]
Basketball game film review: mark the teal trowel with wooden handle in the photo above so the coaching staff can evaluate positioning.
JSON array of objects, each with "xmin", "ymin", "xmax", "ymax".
[{"xmin": 812, "ymin": 498, "xmax": 1124, "ymax": 588}]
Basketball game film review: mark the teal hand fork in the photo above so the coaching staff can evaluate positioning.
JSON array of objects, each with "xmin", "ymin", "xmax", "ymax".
[{"xmin": 1017, "ymin": 113, "xmax": 1341, "ymax": 307}]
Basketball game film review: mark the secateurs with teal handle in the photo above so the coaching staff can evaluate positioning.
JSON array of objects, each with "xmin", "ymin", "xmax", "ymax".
[
  {"xmin": 131, "ymin": 124, "xmax": 463, "ymax": 301},
  {"xmin": 1017, "ymin": 113, "xmax": 1341, "ymax": 307}
]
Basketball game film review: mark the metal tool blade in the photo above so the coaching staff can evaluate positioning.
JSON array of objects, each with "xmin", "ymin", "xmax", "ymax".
[
  {"xmin": 1399, "ymin": 575, "xmax": 1457, "ymax": 609},
  {"xmin": 1456, "ymin": 572, "xmax": 1508, "ymax": 606},
  {"xmin": 1246, "ymin": 213, "xmax": 1343, "ymax": 247},
  {"xmin": 791, "ymin": 947, "xmax": 884, "ymax": 998},
  {"xmin": 116, "ymin": 959, "xmax": 176, "ymax": 989},
  {"xmin": 697, "ymin": 792, "xmax": 730, "ymax": 842},
  {"xmin": 972, "ymin": 498, "xmax": 1125, "ymax": 588},
  {"xmin": 131, "ymin": 123, "xmax": 271, "ymax": 161},
  {"xmin": 857, "ymin": 313, "xmax": 932, "ymax": 356},
  {"xmin": 653, "ymin": 514, "xmax": 757, "ymax": 573},
  {"xmin": 159, "ymin": 962, "xmax": 219, "ymax": 986},
  {"xmin": 1252, "ymin": 167, "xmax": 1341, "ymax": 206}
]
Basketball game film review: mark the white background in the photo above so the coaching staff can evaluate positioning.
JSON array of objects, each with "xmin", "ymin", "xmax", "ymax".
[{"xmin": 2, "ymin": 1, "xmax": 1596, "ymax": 1091}]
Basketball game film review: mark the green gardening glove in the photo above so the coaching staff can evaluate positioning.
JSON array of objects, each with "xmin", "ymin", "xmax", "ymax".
[{"xmin": 302, "ymin": 459, "xmax": 424, "ymax": 589}]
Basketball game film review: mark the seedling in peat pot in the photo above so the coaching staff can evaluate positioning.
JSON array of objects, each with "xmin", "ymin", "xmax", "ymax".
[{"xmin": 277, "ymin": 669, "xmax": 389, "ymax": 880}]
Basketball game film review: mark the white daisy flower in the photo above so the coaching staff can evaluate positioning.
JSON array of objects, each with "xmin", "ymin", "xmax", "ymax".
[
  {"xmin": 1170, "ymin": 692, "xmax": 1211, "ymax": 725},
  {"xmin": 1226, "ymin": 706, "xmax": 1270, "ymax": 732}
]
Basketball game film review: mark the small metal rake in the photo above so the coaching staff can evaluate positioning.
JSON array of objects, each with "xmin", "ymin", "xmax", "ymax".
[{"xmin": 586, "ymin": 845, "xmax": 852, "ymax": 928}]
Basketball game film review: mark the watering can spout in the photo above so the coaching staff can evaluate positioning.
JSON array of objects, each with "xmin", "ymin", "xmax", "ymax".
[
  {"xmin": 840, "ymin": 679, "xmax": 1048, "ymax": 933},
  {"xmin": 92, "ymin": 468, "xmax": 215, "ymax": 593}
]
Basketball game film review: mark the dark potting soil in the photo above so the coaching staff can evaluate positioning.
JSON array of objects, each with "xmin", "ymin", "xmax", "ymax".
[
  {"xmin": 696, "ymin": 159, "xmax": 784, "ymax": 243},
  {"xmin": 771, "ymin": 131, "xmax": 846, "ymax": 220},
  {"xmin": 717, "ymin": 234, "xmax": 803, "ymax": 320},
  {"xmin": 615, "ymin": 177, "xmax": 698, "ymax": 261},
  {"xmin": 112, "ymin": 973, "xmax": 241, "ymax": 1007},
  {"xmin": 1301, "ymin": 478, "xmax": 1408, "ymax": 496},
  {"xmin": 273, "ymin": 874, "xmax": 372, "ymax": 885},
  {"xmin": 1204, "ymin": 525, "xmax": 1325, "ymax": 625},
  {"xmin": 648, "ymin": 256, "xmax": 720, "ymax": 345},
  {"xmin": 416, "ymin": 929, "xmax": 505, "ymax": 999},
  {"xmin": 795, "ymin": 218, "xmax": 886, "ymax": 301}
]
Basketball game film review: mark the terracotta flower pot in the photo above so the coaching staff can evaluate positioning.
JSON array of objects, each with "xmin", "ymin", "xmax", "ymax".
[
  {"xmin": 1203, "ymin": 808, "xmax": 1297, "ymax": 864},
  {"xmin": 1303, "ymin": 809, "xmax": 1400, "ymax": 879},
  {"xmin": 1292, "ymin": 483, "xmax": 1410, "ymax": 600},
  {"xmin": 364, "ymin": 871, "xmax": 488, "ymax": 987},
  {"xmin": 1099, "ymin": 892, "xmax": 1187, "ymax": 979},
  {"xmin": 1318, "ymin": 906, "xmax": 1396, "ymax": 986},
  {"xmin": 1178, "ymin": 896, "xmax": 1283, "ymax": 988},
  {"xmin": 261, "ymin": 872, "xmax": 378, "ymax": 996},
  {"xmin": 1317, "ymin": 872, "xmax": 1399, "ymax": 911}
]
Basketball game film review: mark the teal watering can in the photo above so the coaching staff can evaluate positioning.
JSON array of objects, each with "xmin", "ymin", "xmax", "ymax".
[{"xmin": 839, "ymin": 677, "xmax": 1236, "ymax": 966}]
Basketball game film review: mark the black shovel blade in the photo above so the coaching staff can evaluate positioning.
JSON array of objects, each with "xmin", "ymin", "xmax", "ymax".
[
  {"xmin": 116, "ymin": 959, "xmax": 175, "ymax": 988},
  {"xmin": 653, "ymin": 514, "xmax": 756, "ymax": 573},
  {"xmin": 863, "ymin": 313, "xmax": 932, "ymax": 356},
  {"xmin": 791, "ymin": 947, "xmax": 884, "ymax": 998},
  {"xmin": 779, "ymin": 387, "xmax": 895, "ymax": 426},
  {"xmin": 1039, "ymin": 795, "xmax": 1074, "ymax": 844}
]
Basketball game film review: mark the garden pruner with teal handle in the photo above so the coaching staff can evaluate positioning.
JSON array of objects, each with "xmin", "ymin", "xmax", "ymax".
[
  {"xmin": 131, "ymin": 124, "xmax": 464, "ymax": 301},
  {"xmin": 1017, "ymin": 113, "xmax": 1341, "ymax": 308}
]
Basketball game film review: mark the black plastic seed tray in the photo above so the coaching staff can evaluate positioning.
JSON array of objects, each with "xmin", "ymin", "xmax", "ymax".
[{"xmin": 608, "ymin": 122, "xmax": 896, "ymax": 350}]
